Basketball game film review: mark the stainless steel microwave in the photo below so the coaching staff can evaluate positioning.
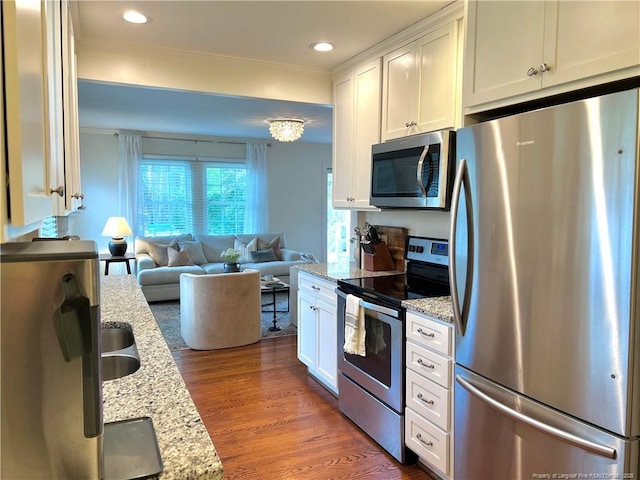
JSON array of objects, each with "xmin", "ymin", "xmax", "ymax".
[{"xmin": 370, "ymin": 129, "xmax": 455, "ymax": 209}]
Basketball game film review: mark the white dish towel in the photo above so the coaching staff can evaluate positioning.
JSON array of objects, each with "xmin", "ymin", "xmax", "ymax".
[{"xmin": 343, "ymin": 294, "xmax": 366, "ymax": 356}]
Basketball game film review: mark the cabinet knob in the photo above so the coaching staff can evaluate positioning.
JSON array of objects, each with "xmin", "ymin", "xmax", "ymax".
[
  {"xmin": 526, "ymin": 66, "xmax": 539, "ymax": 77},
  {"xmin": 50, "ymin": 185, "xmax": 64, "ymax": 197},
  {"xmin": 71, "ymin": 193, "xmax": 84, "ymax": 200},
  {"xmin": 539, "ymin": 63, "xmax": 551, "ymax": 73},
  {"xmin": 405, "ymin": 121, "xmax": 417, "ymax": 128}
]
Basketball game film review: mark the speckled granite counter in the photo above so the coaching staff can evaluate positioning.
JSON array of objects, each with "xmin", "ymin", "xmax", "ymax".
[
  {"xmin": 294, "ymin": 262, "xmax": 454, "ymax": 323},
  {"xmin": 100, "ymin": 275, "xmax": 223, "ymax": 479}
]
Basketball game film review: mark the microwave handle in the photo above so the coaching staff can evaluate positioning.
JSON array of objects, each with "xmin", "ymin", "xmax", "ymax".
[{"xmin": 416, "ymin": 145, "xmax": 430, "ymax": 197}]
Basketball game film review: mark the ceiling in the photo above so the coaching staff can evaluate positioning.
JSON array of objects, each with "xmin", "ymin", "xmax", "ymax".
[{"xmin": 76, "ymin": 1, "xmax": 452, "ymax": 143}]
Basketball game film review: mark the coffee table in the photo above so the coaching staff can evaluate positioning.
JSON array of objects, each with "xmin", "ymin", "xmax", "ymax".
[{"xmin": 260, "ymin": 279, "xmax": 290, "ymax": 331}]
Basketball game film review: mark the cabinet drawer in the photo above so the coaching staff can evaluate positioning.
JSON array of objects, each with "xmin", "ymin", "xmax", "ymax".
[
  {"xmin": 406, "ymin": 311, "xmax": 452, "ymax": 356},
  {"xmin": 406, "ymin": 341, "xmax": 451, "ymax": 389},
  {"xmin": 299, "ymin": 273, "xmax": 336, "ymax": 303},
  {"xmin": 405, "ymin": 407, "xmax": 449, "ymax": 475},
  {"xmin": 406, "ymin": 369, "xmax": 450, "ymax": 431}
]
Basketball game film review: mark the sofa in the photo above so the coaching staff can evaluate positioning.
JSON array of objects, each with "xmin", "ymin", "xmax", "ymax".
[{"xmin": 134, "ymin": 232, "xmax": 305, "ymax": 302}]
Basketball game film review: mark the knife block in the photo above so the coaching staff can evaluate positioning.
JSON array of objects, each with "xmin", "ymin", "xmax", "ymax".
[{"xmin": 363, "ymin": 242, "xmax": 395, "ymax": 271}]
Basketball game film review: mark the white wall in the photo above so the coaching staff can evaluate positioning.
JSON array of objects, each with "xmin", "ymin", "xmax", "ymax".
[
  {"xmin": 69, "ymin": 130, "xmax": 331, "ymax": 260},
  {"xmin": 360, "ymin": 209, "xmax": 451, "ymax": 241}
]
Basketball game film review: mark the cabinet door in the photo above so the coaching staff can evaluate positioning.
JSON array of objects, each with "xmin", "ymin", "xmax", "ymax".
[
  {"xmin": 416, "ymin": 23, "xmax": 457, "ymax": 134},
  {"xmin": 542, "ymin": 1, "xmax": 640, "ymax": 88},
  {"xmin": 315, "ymin": 297, "xmax": 338, "ymax": 393},
  {"xmin": 61, "ymin": 0, "xmax": 82, "ymax": 212},
  {"xmin": 351, "ymin": 59, "xmax": 381, "ymax": 209},
  {"xmin": 381, "ymin": 43, "xmax": 417, "ymax": 140},
  {"xmin": 332, "ymin": 72, "xmax": 354, "ymax": 208},
  {"xmin": 463, "ymin": 1, "xmax": 545, "ymax": 108},
  {"xmin": 297, "ymin": 291, "xmax": 317, "ymax": 369},
  {"xmin": 45, "ymin": 0, "xmax": 65, "ymax": 216},
  {"xmin": 3, "ymin": 0, "xmax": 53, "ymax": 226}
]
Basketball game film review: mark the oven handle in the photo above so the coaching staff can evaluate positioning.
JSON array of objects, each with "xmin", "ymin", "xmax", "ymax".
[{"xmin": 336, "ymin": 289, "xmax": 400, "ymax": 319}]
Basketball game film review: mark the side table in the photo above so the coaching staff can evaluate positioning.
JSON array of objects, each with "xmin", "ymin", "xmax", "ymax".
[
  {"xmin": 260, "ymin": 280, "xmax": 290, "ymax": 331},
  {"xmin": 99, "ymin": 253, "xmax": 136, "ymax": 275}
]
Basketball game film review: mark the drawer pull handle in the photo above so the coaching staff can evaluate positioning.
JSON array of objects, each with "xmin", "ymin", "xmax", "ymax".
[
  {"xmin": 416, "ymin": 328, "xmax": 435, "ymax": 338},
  {"xmin": 417, "ymin": 393, "xmax": 435, "ymax": 405},
  {"xmin": 312, "ymin": 285, "xmax": 320, "ymax": 291},
  {"xmin": 417, "ymin": 358, "xmax": 435, "ymax": 369},
  {"xmin": 416, "ymin": 433, "xmax": 433, "ymax": 447}
]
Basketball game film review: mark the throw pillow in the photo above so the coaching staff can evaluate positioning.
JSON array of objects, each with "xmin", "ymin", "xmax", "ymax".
[
  {"xmin": 147, "ymin": 240, "xmax": 178, "ymax": 266},
  {"xmin": 250, "ymin": 248, "xmax": 278, "ymax": 263},
  {"xmin": 167, "ymin": 247, "xmax": 194, "ymax": 267},
  {"xmin": 234, "ymin": 238, "xmax": 257, "ymax": 263},
  {"xmin": 179, "ymin": 240, "xmax": 208, "ymax": 265},
  {"xmin": 258, "ymin": 236, "xmax": 281, "ymax": 260}
]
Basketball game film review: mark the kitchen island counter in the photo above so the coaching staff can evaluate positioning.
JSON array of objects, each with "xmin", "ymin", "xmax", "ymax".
[
  {"xmin": 101, "ymin": 275, "xmax": 223, "ymax": 479},
  {"xmin": 295, "ymin": 262, "xmax": 454, "ymax": 323}
]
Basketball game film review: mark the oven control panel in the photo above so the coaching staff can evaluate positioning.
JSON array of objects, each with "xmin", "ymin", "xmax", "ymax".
[{"xmin": 406, "ymin": 236, "xmax": 449, "ymax": 266}]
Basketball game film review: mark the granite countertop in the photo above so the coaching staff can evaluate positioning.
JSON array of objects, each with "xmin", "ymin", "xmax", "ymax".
[
  {"xmin": 101, "ymin": 275, "xmax": 223, "ymax": 479},
  {"xmin": 294, "ymin": 262, "xmax": 454, "ymax": 323}
]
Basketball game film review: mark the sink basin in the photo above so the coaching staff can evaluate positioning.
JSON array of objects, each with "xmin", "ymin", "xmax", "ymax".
[
  {"xmin": 102, "ymin": 354, "xmax": 141, "ymax": 381},
  {"xmin": 101, "ymin": 327, "xmax": 141, "ymax": 381},
  {"xmin": 101, "ymin": 327, "xmax": 135, "ymax": 353}
]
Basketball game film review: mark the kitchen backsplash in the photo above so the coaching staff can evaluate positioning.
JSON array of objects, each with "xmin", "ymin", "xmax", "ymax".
[{"xmin": 360, "ymin": 210, "xmax": 450, "ymax": 241}]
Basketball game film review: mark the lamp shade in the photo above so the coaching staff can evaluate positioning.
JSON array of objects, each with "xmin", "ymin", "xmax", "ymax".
[
  {"xmin": 101, "ymin": 217, "xmax": 133, "ymax": 256},
  {"xmin": 101, "ymin": 217, "xmax": 133, "ymax": 238}
]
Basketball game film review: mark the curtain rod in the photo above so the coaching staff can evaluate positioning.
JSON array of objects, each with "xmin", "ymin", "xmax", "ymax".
[{"xmin": 114, "ymin": 132, "xmax": 271, "ymax": 147}]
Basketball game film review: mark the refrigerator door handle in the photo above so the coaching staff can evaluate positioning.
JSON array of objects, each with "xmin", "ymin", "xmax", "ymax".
[
  {"xmin": 456, "ymin": 375, "xmax": 617, "ymax": 460},
  {"xmin": 449, "ymin": 158, "xmax": 474, "ymax": 336}
]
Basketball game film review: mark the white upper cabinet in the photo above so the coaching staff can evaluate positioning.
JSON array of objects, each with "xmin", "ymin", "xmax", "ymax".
[
  {"xmin": 382, "ymin": 22, "xmax": 459, "ymax": 141},
  {"xmin": 463, "ymin": 0, "xmax": 640, "ymax": 112},
  {"xmin": 332, "ymin": 58, "xmax": 381, "ymax": 210},
  {"xmin": 3, "ymin": 0, "xmax": 54, "ymax": 227},
  {"xmin": 60, "ymin": 0, "xmax": 83, "ymax": 213}
]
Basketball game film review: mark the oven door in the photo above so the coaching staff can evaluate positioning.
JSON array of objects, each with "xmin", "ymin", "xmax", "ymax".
[{"xmin": 336, "ymin": 289, "xmax": 404, "ymax": 413}]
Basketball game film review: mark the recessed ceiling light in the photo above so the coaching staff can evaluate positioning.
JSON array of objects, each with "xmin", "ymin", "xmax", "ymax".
[
  {"xmin": 122, "ymin": 10, "xmax": 149, "ymax": 24},
  {"xmin": 310, "ymin": 42, "xmax": 334, "ymax": 52}
]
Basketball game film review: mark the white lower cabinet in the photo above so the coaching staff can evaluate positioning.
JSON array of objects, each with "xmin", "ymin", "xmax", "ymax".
[
  {"xmin": 297, "ymin": 272, "xmax": 338, "ymax": 394},
  {"xmin": 405, "ymin": 311, "xmax": 454, "ymax": 478}
]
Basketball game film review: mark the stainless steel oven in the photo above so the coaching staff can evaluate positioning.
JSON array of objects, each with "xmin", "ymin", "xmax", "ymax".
[
  {"xmin": 336, "ymin": 289, "xmax": 409, "ymax": 462},
  {"xmin": 336, "ymin": 236, "xmax": 450, "ymax": 464}
]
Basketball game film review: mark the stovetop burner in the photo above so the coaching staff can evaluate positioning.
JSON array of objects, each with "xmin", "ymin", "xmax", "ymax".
[{"xmin": 337, "ymin": 236, "xmax": 450, "ymax": 307}]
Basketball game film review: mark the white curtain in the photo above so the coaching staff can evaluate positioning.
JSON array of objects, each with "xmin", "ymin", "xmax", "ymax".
[
  {"xmin": 117, "ymin": 132, "xmax": 141, "ymax": 234},
  {"xmin": 244, "ymin": 143, "xmax": 269, "ymax": 233}
]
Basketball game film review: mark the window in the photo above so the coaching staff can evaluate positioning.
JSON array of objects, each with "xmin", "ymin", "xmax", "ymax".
[
  {"xmin": 326, "ymin": 170, "xmax": 351, "ymax": 263},
  {"xmin": 138, "ymin": 158, "xmax": 246, "ymax": 236}
]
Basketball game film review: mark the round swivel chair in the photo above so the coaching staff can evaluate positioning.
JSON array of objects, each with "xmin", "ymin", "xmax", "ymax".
[{"xmin": 179, "ymin": 269, "xmax": 261, "ymax": 349}]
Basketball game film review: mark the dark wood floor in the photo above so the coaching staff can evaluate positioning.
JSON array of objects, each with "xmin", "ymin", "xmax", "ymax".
[{"xmin": 172, "ymin": 335, "xmax": 437, "ymax": 480}]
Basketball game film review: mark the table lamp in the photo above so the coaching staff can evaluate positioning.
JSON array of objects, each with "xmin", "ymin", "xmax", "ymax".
[{"xmin": 101, "ymin": 217, "xmax": 133, "ymax": 256}]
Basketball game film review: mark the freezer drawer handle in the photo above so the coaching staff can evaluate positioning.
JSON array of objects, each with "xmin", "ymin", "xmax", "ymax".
[
  {"xmin": 417, "ymin": 393, "xmax": 435, "ymax": 405},
  {"xmin": 416, "ymin": 328, "xmax": 435, "ymax": 338},
  {"xmin": 456, "ymin": 375, "xmax": 617, "ymax": 460},
  {"xmin": 416, "ymin": 433, "xmax": 433, "ymax": 447},
  {"xmin": 417, "ymin": 358, "xmax": 435, "ymax": 369}
]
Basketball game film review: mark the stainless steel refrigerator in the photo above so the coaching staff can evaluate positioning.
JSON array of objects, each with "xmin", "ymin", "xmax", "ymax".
[
  {"xmin": 450, "ymin": 88, "xmax": 640, "ymax": 478},
  {"xmin": 1, "ymin": 241, "xmax": 103, "ymax": 479}
]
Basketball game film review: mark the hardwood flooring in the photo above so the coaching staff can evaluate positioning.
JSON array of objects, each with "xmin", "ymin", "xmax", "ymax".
[{"xmin": 172, "ymin": 335, "xmax": 437, "ymax": 480}]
